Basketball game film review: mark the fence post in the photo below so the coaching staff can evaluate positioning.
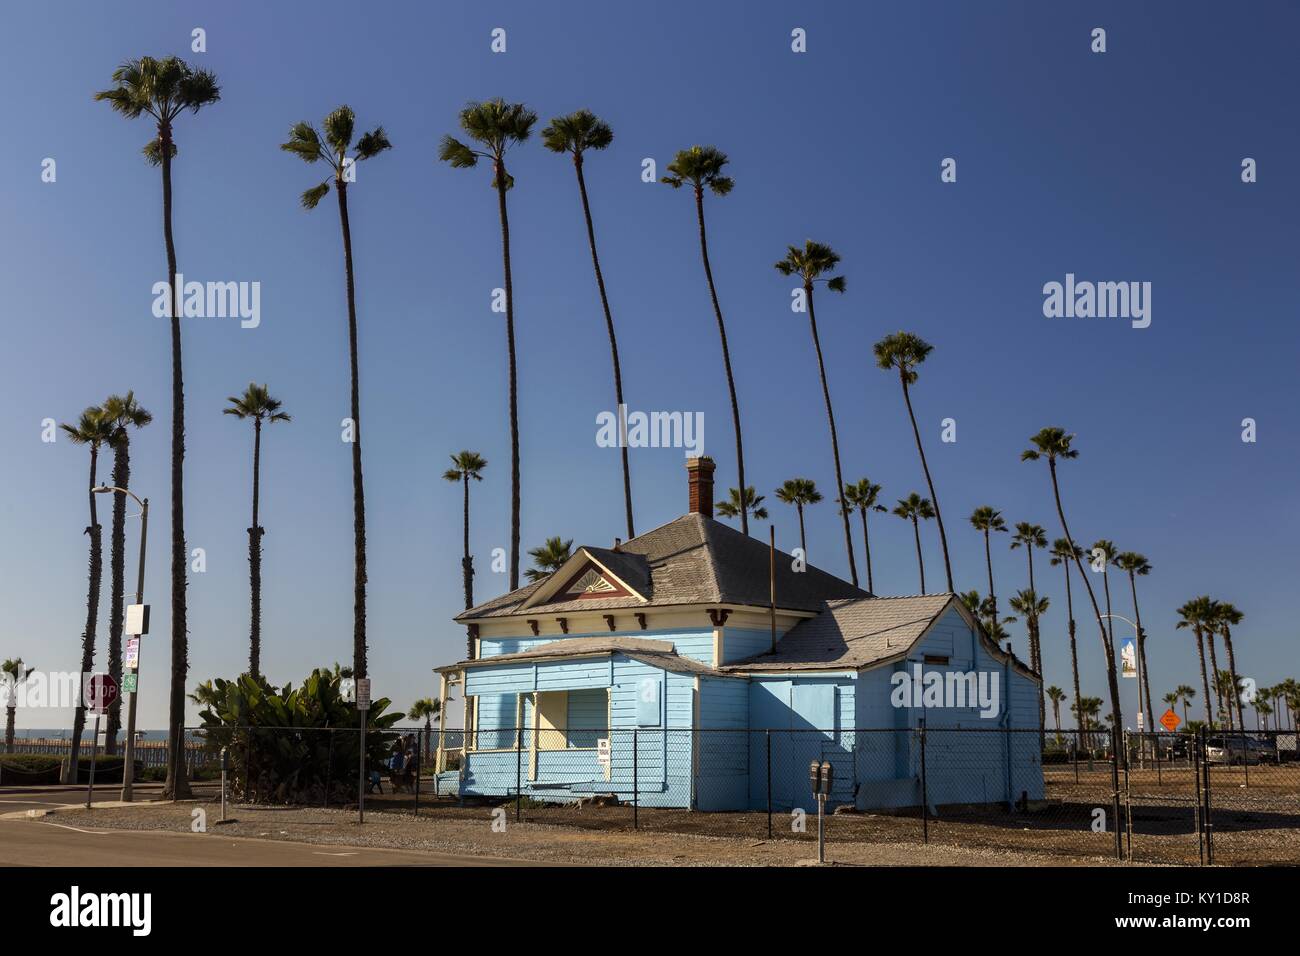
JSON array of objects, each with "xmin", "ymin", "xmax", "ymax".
[
  {"xmin": 919, "ymin": 718, "xmax": 929, "ymax": 845},
  {"xmin": 515, "ymin": 724, "xmax": 522, "ymax": 822},
  {"xmin": 633, "ymin": 729, "xmax": 639, "ymax": 830},
  {"xmin": 765, "ymin": 729, "xmax": 772, "ymax": 840},
  {"xmin": 324, "ymin": 729, "xmax": 334, "ymax": 809},
  {"xmin": 1110, "ymin": 724, "xmax": 1123, "ymax": 862},
  {"xmin": 1193, "ymin": 729, "xmax": 1204, "ymax": 865},
  {"xmin": 413, "ymin": 727, "xmax": 422, "ymax": 817},
  {"xmin": 1200, "ymin": 726, "xmax": 1214, "ymax": 865}
]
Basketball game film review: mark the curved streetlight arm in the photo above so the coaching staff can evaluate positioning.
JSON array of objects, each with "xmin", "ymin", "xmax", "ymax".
[{"xmin": 92, "ymin": 485, "xmax": 145, "ymax": 510}]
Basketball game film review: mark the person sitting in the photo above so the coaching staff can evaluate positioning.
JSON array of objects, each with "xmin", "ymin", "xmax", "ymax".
[{"xmin": 388, "ymin": 749, "xmax": 408, "ymax": 792}]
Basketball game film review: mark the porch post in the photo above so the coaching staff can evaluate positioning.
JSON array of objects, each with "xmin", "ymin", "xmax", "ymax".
[{"xmin": 435, "ymin": 672, "xmax": 449, "ymax": 774}]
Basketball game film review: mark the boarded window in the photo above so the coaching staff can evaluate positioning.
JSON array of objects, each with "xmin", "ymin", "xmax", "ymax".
[
  {"xmin": 535, "ymin": 689, "xmax": 609, "ymax": 750},
  {"xmin": 636, "ymin": 675, "xmax": 662, "ymax": 727},
  {"xmin": 923, "ymin": 655, "xmax": 950, "ymax": 665}
]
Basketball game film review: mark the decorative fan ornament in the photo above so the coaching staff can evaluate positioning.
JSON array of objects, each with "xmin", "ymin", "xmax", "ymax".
[{"xmin": 569, "ymin": 569, "xmax": 616, "ymax": 595}]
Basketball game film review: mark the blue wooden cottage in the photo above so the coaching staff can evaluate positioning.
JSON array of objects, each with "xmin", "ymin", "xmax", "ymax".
[{"xmin": 434, "ymin": 457, "xmax": 1043, "ymax": 812}]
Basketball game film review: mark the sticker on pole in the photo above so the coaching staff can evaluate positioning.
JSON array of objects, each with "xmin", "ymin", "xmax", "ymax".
[
  {"xmin": 83, "ymin": 673, "xmax": 119, "ymax": 715},
  {"xmin": 596, "ymin": 738, "xmax": 611, "ymax": 768},
  {"xmin": 124, "ymin": 637, "xmax": 140, "ymax": 669},
  {"xmin": 355, "ymin": 678, "xmax": 371, "ymax": 711},
  {"xmin": 1119, "ymin": 636, "xmax": 1137, "ymax": 678},
  {"xmin": 1159, "ymin": 708, "xmax": 1181, "ymax": 733}
]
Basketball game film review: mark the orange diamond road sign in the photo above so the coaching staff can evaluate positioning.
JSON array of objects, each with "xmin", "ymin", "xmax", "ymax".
[{"xmin": 1160, "ymin": 708, "xmax": 1181, "ymax": 732}]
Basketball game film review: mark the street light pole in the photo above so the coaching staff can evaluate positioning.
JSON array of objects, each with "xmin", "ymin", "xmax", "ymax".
[{"xmin": 94, "ymin": 486, "xmax": 147, "ymax": 802}]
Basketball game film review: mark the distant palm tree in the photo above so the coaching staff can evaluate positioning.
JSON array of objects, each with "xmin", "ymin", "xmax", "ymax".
[
  {"xmin": 526, "ymin": 537, "xmax": 574, "ymax": 584},
  {"xmin": 843, "ymin": 479, "xmax": 886, "ymax": 593},
  {"xmin": 1071, "ymin": 696, "xmax": 1104, "ymax": 749},
  {"xmin": 969, "ymin": 506, "xmax": 1008, "ymax": 626},
  {"xmin": 1008, "ymin": 589, "xmax": 1050, "ymax": 732},
  {"xmin": 1254, "ymin": 694, "xmax": 1274, "ymax": 731},
  {"xmin": 1208, "ymin": 601, "xmax": 1245, "ymax": 732},
  {"xmin": 774, "ymin": 478, "xmax": 822, "ymax": 555},
  {"xmin": 223, "ymin": 384, "xmax": 291, "ymax": 680},
  {"xmin": 443, "ymin": 452, "xmax": 488, "ymax": 636},
  {"xmin": 1023, "ymin": 428, "xmax": 1123, "ymax": 745},
  {"xmin": 774, "ymin": 240, "xmax": 855, "ymax": 584},
  {"xmin": 1173, "ymin": 684, "xmax": 1197, "ymax": 726},
  {"xmin": 663, "ymin": 146, "xmax": 748, "ymax": 533},
  {"xmin": 2, "ymin": 659, "xmax": 34, "ymax": 754},
  {"xmin": 408, "ymin": 697, "xmax": 442, "ymax": 764},
  {"xmin": 543, "ymin": 110, "xmax": 635, "ymax": 539},
  {"xmin": 874, "ymin": 332, "xmax": 953, "ymax": 591},
  {"xmin": 1090, "ymin": 539, "xmax": 1119, "ymax": 667},
  {"xmin": 441, "ymin": 99, "xmax": 535, "ymax": 589},
  {"xmin": 61, "ymin": 406, "xmax": 114, "ymax": 776},
  {"xmin": 893, "ymin": 493, "xmax": 935, "ymax": 594},
  {"xmin": 1175, "ymin": 597, "xmax": 1216, "ymax": 729},
  {"xmin": 282, "ymin": 105, "xmax": 392, "ymax": 679},
  {"xmin": 1046, "ymin": 685, "xmax": 1066, "ymax": 734},
  {"xmin": 1010, "ymin": 522, "xmax": 1048, "ymax": 593},
  {"xmin": 96, "ymin": 55, "xmax": 220, "ymax": 800},
  {"xmin": 100, "ymin": 392, "xmax": 152, "ymax": 754},
  {"xmin": 1114, "ymin": 551, "xmax": 1154, "ymax": 736},
  {"xmin": 1050, "ymin": 538, "xmax": 1085, "ymax": 732},
  {"xmin": 187, "ymin": 679, "xmax": 221, "ymax": 709},
  {"xmin": 716, "ymin": 487, "xmax": 768, "ymax": 524}
]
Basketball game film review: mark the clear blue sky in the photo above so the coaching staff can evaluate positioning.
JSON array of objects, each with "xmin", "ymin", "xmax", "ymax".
[{"xmin": 2, "ymin": 1, "xmax": 1296, "ymax": 731}]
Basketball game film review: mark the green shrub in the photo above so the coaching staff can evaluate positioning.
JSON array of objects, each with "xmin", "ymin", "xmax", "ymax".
[
  {"xmin": 0, "ymin": 754, "xmax": 63, "ymax": 785},
  {"xmin": 197, "ymin": 669, "xmax": 404, "ymax": 805}
]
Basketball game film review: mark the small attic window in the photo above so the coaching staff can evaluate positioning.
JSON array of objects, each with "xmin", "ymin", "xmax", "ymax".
[{"xmin": 923, "ymin": 654, "xmax": 950, "ymax": 666}]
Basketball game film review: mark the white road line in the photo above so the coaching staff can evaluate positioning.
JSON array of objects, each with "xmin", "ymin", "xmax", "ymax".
[
  {"xmin": 40, "ymin": 821, "xmax": 120, "ymax": 835},
  {"xmin": 312, "ymin": 851, "xmax": 360, "ymax": 857}
]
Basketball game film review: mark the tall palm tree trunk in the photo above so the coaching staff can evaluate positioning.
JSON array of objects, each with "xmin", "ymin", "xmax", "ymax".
[
  {"xmin": 1205, "ymin": 632, "xmax": 1224, "ymax": 729},
  {"xmin": 4, "ymin": 706, "xmax": 15, "ymax": 754},
  {"xmin": 248, "ymin": 416, "xmax": 263, "ymax": 679},
  {"xmin": 573, "ymin": 156, "xmax": 633, "ymax": 539},
  {"xmin": 1193, "ymin": 629, "xmax": 1214, "ymax": 728},
  {"xmin": 693, "ymin": 186, "xmax": 746, "ymax": 535},
  {"xmin": 69, "ymin": 446, "xmax": 103, "ymax": 778},
  {"xmin": 900, "ymin": 377, "xmax": 952, "ymax": 590},
  {"xmin": 910, "ymin": 517, "xmax": 926, "ymax": 594},
  {"xmin": 982, "ymin": 530, "xmax": 995, "ymax": 621},
  {"xmin": 858, "ymin": 508, "xmax": 875, "ymax": 593},
  {"xmin": 805, "ymin": 286, "xmax": 856, "ymax": 584},
  {"xmin": 160, "ymin": 127, "xmax": 192, "ymax": 801},
  {"xmin": 1048, "ymin": 461, "xmax": 1123, "ymax": 749},
  {"xmin": 336, "ymin": 182, "xmax": 368, "ymax": 679},
  {"xmin": 495, "ymin": 167, "xmax": 522, "ymax": 589},
  {"xmin": 1063, "ymin": 562, "xmax": 1082, "ymax": 733},
  {"xmin": 104, "ymin": 435, "xmax": 129, "ymax": 753},
  {"xmin": 461, "ymin": 474, "xmax": 474, "ymax": 650},
  {"xmin": 1127, "ymin": 571, "xmax": 1154, "ymax": 738},
  {"xmin": 796, "ymin": 504, "xmax": 806, "ymax": 554}
]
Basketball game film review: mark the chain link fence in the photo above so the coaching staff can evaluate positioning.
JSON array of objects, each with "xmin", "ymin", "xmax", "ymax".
[{"xmin": 85, "ymin": 724, "xmax": 1299, "ymax": 864}]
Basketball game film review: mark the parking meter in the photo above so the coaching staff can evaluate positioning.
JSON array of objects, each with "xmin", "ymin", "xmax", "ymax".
[
  {"xmin": 219, "ymin": 746, "xmax": 229, "ymax": 821},
  {"xmin": 809, "ymin": 760, "xmax": 822, "ymax": 795}
]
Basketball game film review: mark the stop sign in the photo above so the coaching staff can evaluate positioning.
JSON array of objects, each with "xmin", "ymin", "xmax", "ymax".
[{"xmin": 84, "ymin": 673, "xmax": 119, "ymax": 715}]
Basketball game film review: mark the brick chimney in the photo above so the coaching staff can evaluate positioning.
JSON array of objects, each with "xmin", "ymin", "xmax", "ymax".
[{"xmin": 686, "ymin": 456, "xmax": 716, "ymax": 518}]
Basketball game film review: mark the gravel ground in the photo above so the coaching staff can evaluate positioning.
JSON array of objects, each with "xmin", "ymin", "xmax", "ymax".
[{"xmin": 38, "ymin": 800, "xmax": 1118, "ymax": 867}]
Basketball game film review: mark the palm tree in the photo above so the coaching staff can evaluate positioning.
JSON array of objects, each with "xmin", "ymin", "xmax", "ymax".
[
  {"xmin": 526, "ymin": 537, "xmax": 574, "ymax": 583},
  {"xmin": 843, "ymin": 479, "xmax": 886, "ymax": 593},
  {"xmin": 2, "ymin": 659, "xmax": 34, "ymax": 753},
  {"xmin": 1114, "ymin": 551, "xmax": 1154, "ymax": 736},
  {"xmin": 1046, "ymin": 685, "xmax": 1066, "ymax": 735},
  {"xmin": 1199, "ymin": 601, "xmax": 1227, "ymax": 728},
  {"xmin": 874, "ymin": 332, "xmax": 953, "ymax": 591},
  {"xmin": 775, "ymin": 479, "xmax": 822, "ymax": 555},
  {"xmin": 408, "ymin": 697, "xmax": 442, "ymax": 765},
  {"xmin": 542, "ymin": 110, "xmax": 634, "ymax": 539},
  {"xmin": 1174, "ymin": 684, "xmax": 1197, "ymax": 726},
  {"xmin": 443, "ymin": 452, "xmax": 488, "ymax": 619},
  {"xmin": 969, "ymin": 506, "xmax": 1008, "ymax": 625},
  {"xmin": 100, "ymin": 392, "xmax": 152, "ymax": 754},
  {"xmin": 1162, "ymin": 690, "xmax": 1180, "ymax": 723},
  {"xmin": 1071, "ymin": 696, "xmax": 1104, "ymax": 749},
  {"xmin": 1208, "ymin": 601, "xmax": 1245, "ymax": 732},
  {"xmin": 662, "ymin": 146, "xmax": 748, "ymax": 533},
  {"xmin": 1049, "ymin": 538, "xmax": 1085, "ymax": 734},
  {"xmin": 222, "ymin": 384, "xmax": 291, "ymax": 681},
  {"xmin": 1022, "ymin": 428, "xmax": 1123, "ymax": 749},
  {"xmin": 1254, "ymin": 694, "xmax": 1274, "ymax": 730},
  {"xmin": 1176, "ymin": 597, "xmax": 1217, "ymax": 729},
  {"xmin": 1010, "ymin": 522, "xmax": 1048, "ymax": 594},
  {"xmin": 282, "ymin": 105, "xmax": 391, "ymax": 680},
  {"xmin": 96, "ymin": 55, "xmax": 220, "ymax": 800},
  {"xmin": 716, "ymin": 487, "xmax": 768, "ymax": 524},
  {"xmin": 61, "ymin": 406, "xmax": 114, "ymax": 776},
  {"xmin": 187, "ymin": 679, "xmax": 221, "ymax": 709},
  {"xmin": 1091, "ymin": 539, "xmax": 1119, "ymax": 669},
  {"xmin": 893, "ymin": 493, "xmax": 935, "ymax": 594},
  {"xmin": 774, "ymin": 240, "xmax": 856, "ymax": 584},
  {"xmin": 441, "ymin": 99, "xmax": 536, "ymax": 590},
  {"xmin": 1008, "ymin": 588, "xmax": 1050, "ymax": 734}
]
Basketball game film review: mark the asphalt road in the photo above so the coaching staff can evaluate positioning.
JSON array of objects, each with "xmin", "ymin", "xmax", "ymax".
[
  {"xmin": 0, "ymin": 782, "xmax": 213, "ymax": 816},
  {"xmin": 0, "ymin": 817, "xmax": 535, "ymax": 867}
]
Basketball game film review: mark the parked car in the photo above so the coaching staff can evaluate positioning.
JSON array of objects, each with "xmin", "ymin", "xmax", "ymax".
[
  {"xmin": 1205, "ymin": 735, "xmax": 1260, "ymax": 765},
  {"xmin": 1247, "ymin": 736, "xmax": 1279, "ymax": 764}
]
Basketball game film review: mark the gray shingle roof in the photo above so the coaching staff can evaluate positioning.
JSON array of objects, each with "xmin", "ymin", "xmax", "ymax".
[
  {"xmin": 455, "ymin": 512, "xmax": 868, "ymax": 621},
  {"xmin": 436, "ymin": 636, "xmax": 727, "ymax": 676},
  {"xmin": 723, "ymin": 594, "xmax": 958, "ymax": 672}
]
